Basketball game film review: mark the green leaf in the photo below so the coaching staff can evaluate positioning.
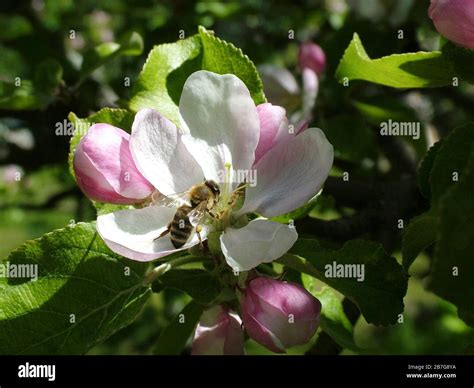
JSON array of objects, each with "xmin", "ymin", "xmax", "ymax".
[
  {"xmin": 353, "ymin": 97, "xmax": 419, "ymax": 125},
  {"xmin": 153, "ymin": 300, "xmax": 204, "ymax": 355},
  {"xmin": 302, "ymin": 276, "xmax": 359, "ymax": 352},
  {"xmin": 129, "ymin": 35, "xmax": 203, "ymax": 125},
  {"xmin": 198, "ymin": 26, "xmax": 265, "ymax": 105},
  {"xmin": 322, "ymin": 114, "xmax": 376, "ymax": 161},
  {"xmin": 441, "ymin": 41, "xmax": 474, "ymax": 84},
  {"xmin": 0, "ymin": 45, "xmax": 26, "ymax": 80},
  {"xmin": 0, "ymin": 80, "xmax": 43, "ymax": 110},
  {"xmin": 129, "ymin": 27, "xmax": 265, "ymax": 125},
  {"xmin": 0, "ymin": 222, "xmax": 151, "ymax": 354},
  {"xmin": 34, "ymin": 59, "xmax": 63, "ymax": 97},
  {"xmin": 279, "ymin": 239, "xmax": 408, "ymax": 325},
  {"xmin": 0, "ymin": 14, "xmax": 33, "ymax": 41},
  {"xmin": 430, "ymin": 123, "xmax": 474, "ymax": 204},
  {"xmin": 429, "ymin": 149, "xmax": 474, "ymax": 326},
  {"xmin": 336, "ymin": 33, "xmax": 455, "ymax": 88},
  {"xmin": 80, "ymin": 31, "xmax": 144, "ymax": 79},
  {"xmin": 0, "ymin": 59, "xmax": 63, "ymax": 111},
  {"xmin": 158, "ymin": 269, "xmax": 221, "ymax": 304},
  {"xmin": 418, "ymin": 140, "xmax": 444, "ymax": 198},
  {"xmin": 402, "ymin": 212, "xmax": 438, "ymax": 270},
  {"xmin": 353, "ymin": 96, "xmax": 428, "ymax": 160}
]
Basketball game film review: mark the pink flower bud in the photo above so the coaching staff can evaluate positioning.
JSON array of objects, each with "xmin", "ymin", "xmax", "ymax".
[
  {"xmin": 241, "ymin": 277, "xmax": 321, "ymax": 353},
  {"xmin": 2, "ymin": 164, "xmax": 22, "ymax": 184},
  {"xmin": 73, "ymin": 123, "xmax": 154, "ymax": 204},
  {"xmin": 429, "ymin": 0, "xmax": 474, "ymax": 49},
  {"xmin": 191, "ymin": 305, "xmax": 245, "ymax": 355},
  {"xmin": 298, "ymin": 42, "xmax": 326, "ymax": 76}
]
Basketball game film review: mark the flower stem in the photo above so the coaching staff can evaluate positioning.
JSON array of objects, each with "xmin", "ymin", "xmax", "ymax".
[
  {"xmin": 257, "ymin": 263, "xmax": 280, "ymax": 277},
  {"xmin": 143, "ymin": 255, "xmax": 207, "ymax": 285}
]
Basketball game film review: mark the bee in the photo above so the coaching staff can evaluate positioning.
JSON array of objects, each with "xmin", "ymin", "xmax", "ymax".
[{"xmin": 153, "ymin": 180, "xmax": 221, "ymax": 248}]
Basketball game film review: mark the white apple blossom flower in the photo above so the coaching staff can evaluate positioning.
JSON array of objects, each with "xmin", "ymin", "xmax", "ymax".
[{"xmin": 90, "ymin": 70, "xmax": 333, "ymax": 271}]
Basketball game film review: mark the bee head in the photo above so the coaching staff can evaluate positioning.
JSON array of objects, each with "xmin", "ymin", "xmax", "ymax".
[{"xmin": 204, "ymin": 180, "xmax": 220, "ymax": 200}]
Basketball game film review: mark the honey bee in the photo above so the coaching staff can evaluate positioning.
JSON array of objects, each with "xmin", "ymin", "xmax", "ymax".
[{"xmin": 153, "ymin": 180, "xmax": 221, "ymax": 248}]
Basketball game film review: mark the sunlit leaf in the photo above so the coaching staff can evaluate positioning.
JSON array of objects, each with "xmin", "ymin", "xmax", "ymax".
[
  {"xmin": 336, "ymin": 33, "xmax": 455, "ymax": 88},
  {"xmin": 279, "ymin": 239, "xmax": 408, "ymax": 325},
  {"xmin": 0, "ymin": 222, "xmax": 151, "ymax": 355}
]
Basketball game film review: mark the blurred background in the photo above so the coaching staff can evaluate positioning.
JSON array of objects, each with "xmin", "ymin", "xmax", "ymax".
[{"xmin": 1, "ymin": 0, "xmax": 473, "ymax": 355}]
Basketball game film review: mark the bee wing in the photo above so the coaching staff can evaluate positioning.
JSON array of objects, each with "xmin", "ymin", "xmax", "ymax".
[
  {"xmin": 187, "ymin": 202, "xmax": 208, "ymax": 227},
  {"xmin": 151, "ymin": 191, "xmax": 190, "ymax": 208}
]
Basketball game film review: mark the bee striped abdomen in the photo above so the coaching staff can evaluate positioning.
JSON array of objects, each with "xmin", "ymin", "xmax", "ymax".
[{"xmin": 170, "ymin": 205, "xmax": 193, "ymax": 248}]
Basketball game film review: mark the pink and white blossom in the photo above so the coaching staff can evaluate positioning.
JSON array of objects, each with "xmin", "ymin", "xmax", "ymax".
[
  {"xmin": 77, "ymin": 70, "xmax": 333, "ymax": 271},
  {"xmin": 73, "ymin": 123, "xmax": 154, "ymax": 204},
  {"xmin": 192, "ymin": 305, "xmax": 244, "ymax": 355},
  {"xmin": 258, "ymin": 42, "xmax": 324, "ymax": 128}
]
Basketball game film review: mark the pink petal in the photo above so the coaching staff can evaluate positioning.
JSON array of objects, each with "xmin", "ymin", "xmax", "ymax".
[
  {"xmin": 254, "ymin": 103, "xmax": 293, "ymax": 164},
  {"xmin": 241, "ymin": 289, "xmax": 286, "ymax": 353},
  {"xmin": 192, "ymin": 306, "xmax": 244, "ymax": 355},
  {"xmin": 242, "ymin": 277, "xmax": 321, "ymax": 352},
  {"xmin": 74, "ymin": 123, "xmax": 154, "ymax": 204},
  {"xmin": 239, "ymin": 128, "xmax": 333, "ymax": 218},
  {"xmin": 429, "ymin": 0, "xmax": 474, "ymax": 49}
]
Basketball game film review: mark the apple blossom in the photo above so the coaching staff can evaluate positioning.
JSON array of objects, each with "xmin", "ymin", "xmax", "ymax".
[
  {"xmin": 77, "ymin": 70, "xmax": 333, "ymax": 271},
  {"xmin": 191, "ymin": 305, "xmax": 244, "ymax": 355},
  {"xmin": 258, "ymin": 42, "xmax": 323, "ymax": 129},
  {"xmin": 241, "ymin": 277, "xmax": 322, "ymax": 353},
  {"xmin": 429, "ymin": 0, "xmax": 474, "ymax": 49},
  {"xmin": 73, "ymin": 123, "xmax": 154, "ymax": 204},
  {"xmin": 298, "ymin": 42, "xmax": 326, "ymax": 76},
  {"xmin": 258, "ymin": 64, "xmax": 301, "ymax": 112}
]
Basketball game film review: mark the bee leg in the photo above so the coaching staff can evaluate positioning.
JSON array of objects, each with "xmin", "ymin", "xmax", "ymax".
[
  {"xmin": 209, "ymin": 210, "xmax": 220, "ymax": 219},
  {"xmin": 196, "ymin": 225, "xmax": 204, "ymax": 248},
  {"xmin": 154, "ymin": 223, "xmax": 171, "ymax": 241}
]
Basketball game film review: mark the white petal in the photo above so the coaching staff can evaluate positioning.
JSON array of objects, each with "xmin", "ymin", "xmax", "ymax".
[
  {"xmin": 130, "ymin": 108, "xmax": 204, "ymax": 196},
  {"xmin": 239, "ymin": 128, "xmax": 333, "ymax": 218},
  {"xmin": 96, "ymin": 205, "xmax": 204, "ymax": 262},
  {"xmin": 301, "ymin": 68, "xmax": 319, "ymax": 122},
  {"xmin": 258, "ymin": 65, "xmax": 301, "ymax": 110},
  {"xmin": 220, "ymin": 219, "xmax": 297, "ymax": 272},
  {"xmin": 289, "ymin": 69, "xmax": 319, "ymax": 132},
  {"xmin": 179, "ymin": 71, "xmax": 260, "ymax": 191}
]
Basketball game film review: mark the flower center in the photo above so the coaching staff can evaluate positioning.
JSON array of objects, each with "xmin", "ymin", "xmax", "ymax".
[{"xmin": 210, "ymin": 162, "xmax": 247, "ymax": 231}]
